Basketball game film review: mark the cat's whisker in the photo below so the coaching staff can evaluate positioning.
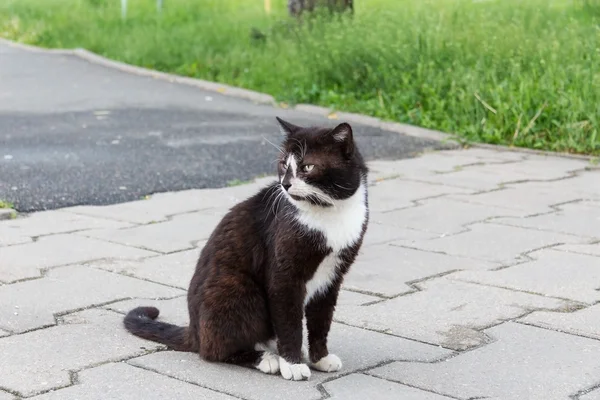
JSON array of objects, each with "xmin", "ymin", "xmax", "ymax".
[
  {"xmin": 333, "ymin": 183, "xmax": 352, "ymax": 190},
  {"xmin": 262, "ymin": 135, "xmax": 284, "ymax": 155}
]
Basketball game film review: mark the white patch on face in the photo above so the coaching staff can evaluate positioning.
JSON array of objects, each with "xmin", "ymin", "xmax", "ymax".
[
  {"xmin": 287, "ymin": 177, "xmax": 332, "ymax": 203},
  {"xmin": 286, "ymin": 154, "xmax": 297, "ymax": 178}
]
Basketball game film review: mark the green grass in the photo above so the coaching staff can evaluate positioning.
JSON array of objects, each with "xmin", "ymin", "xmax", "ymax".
[
  {"xmin": 1, "ymin": 0, "xmax": 599, "ymax": 154},
  {"xmin": 0, "ymin": 200, "xmax": 14, "ymax": 209}
]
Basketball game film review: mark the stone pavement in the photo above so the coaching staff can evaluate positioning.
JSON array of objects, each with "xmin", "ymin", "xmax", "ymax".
[{"xmin": 1, "ymin": 147, "xmax": 599, "ymax": 399}]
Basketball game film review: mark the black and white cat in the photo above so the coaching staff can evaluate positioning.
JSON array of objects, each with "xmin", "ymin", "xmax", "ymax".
[{"xmin": 124, "ymin": 117, "xmax": 369, "ymax": 381}]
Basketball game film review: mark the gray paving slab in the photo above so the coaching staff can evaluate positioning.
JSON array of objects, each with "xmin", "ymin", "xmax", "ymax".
[
  {"xmin": 345, "ymin": 244, "xmax": 497, "ymax": 297},
  {"xmin": 62, "ymin": 178, "xmax": 274, "ymax": 224},
  {"xmin": 368, "ymin": 322, "xmax": 600, "ymax": 400},
  {"xmin": 513, "ymin": 170, "xmax": 600, "ymax": 201},
  {"xmin": 0, "ymin": 329, "xmax": 9, "ymax": 337},
  {"xmin": 92, "ymin": 247, "xmax": 202, "ymax": 289},
  {"xmin": 79, "ymin": 210, "xmax": 224, "ymax": 253},
  {"xmin": 0, "ymin": 234, "xmax": 31, "ymax": 247},
  {"xmin": 554, "ymin": 242, "xmax": 600, "ymax": 257},
  {"xmin": 446, "ymin": 183, "xmax": 587, "ymax": 214},
  {"xmin": 519, "ymin": 303, "xmax": 600, "ymax": 340},
  {"xmin": 436, "ymin": 148, "xmax": 527, "ymax": 162},
  {"xmin": 454, "ymin": 249, "xmax": 600, "ymax": 304},
  {"xmin": 129, "ymin": 322, "xmax": 451, "ymax": 400},
  {"xmin": 366, "ymin": 149, "xmax": 524, "ymax": 182},
  {"xmin": 0, "ymin": 210, "xmax": 131, "ymax": 238},
  {"xmin": 30, "ymin": 363, "xmax": 236, "ymax": 400},
  {"xmin": 368, "ymin": 179, "xmax": 468, "ymax": 213},
  {"xmin": 379, "ymin": 197, "xmax": 526, "ymax": 235},
  {"xmin": 0, "ymin": 42, "xmax": 450, "ymax": 212},
  {"xmin": 323, "ymin": 374, "xmax": 453, "ymax": 400},
  {"xmin": 407, "ymin": 223, "xmax": 583, "ymax": 265},
  {"xmin": 337, "ymin": 290, "xmax": 381, "ymax": 306},
  {"xmin": 362, "ymin": 222, "xmax": 437, "ymax": 247},
  {"xmin": 581, "ymin": 389, "xmax": 600, "ymax": 400},
  {"xmin": 494, "ymin": 200, "xmax": 600, "ymax": 238},
  {"xmin": 0, "ymin": 309, "xmax": 167, "ymax": 396},
  {"xmin": 416, "ymin": 156, "xmax": 587, "ymax": 190},
  {"xmin": 0, "ymin": 391, "xmax": 15, "ymax": 400},
  {"xmin": 0, "ymin": 265, "xmax": 183, "ymax": 333},
  {"xmin": 336, "ymin": 278, "xmax": 570, "ymax": 350},
  {"xmin": 0, "ymin": 234, "xmax": 156, "ymax": 283}
]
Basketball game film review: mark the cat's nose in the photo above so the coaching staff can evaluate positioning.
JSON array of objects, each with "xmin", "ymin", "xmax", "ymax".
[{"xmin": 282, "ymin": 183, "xmax": 291, "ymax": 191}]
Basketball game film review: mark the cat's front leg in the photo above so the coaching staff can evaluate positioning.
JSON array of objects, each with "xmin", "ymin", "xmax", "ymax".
[
  {"xmin": 269, "ymin": 282, "xmax": 311, "ymax": 381},
  {"xmin": 305, "ymin": 281, "xmax": 343, "ymax": 373}
]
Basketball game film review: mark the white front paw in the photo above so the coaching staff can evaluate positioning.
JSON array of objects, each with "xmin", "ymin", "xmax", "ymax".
[
  {"xmin": 279, "ymin": 357, "xmax": 311, "ymax": 381},
  {"xmin": 310, "ymin": 354, "xmax": 342, "ymax": 372},
  {"xmin": 256, "ymin": 352, "xmax": 280, "ymax": 374}
]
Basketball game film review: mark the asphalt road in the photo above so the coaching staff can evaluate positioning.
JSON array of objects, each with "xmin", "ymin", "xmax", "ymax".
[{"xmin": 0, "ymin": 42, "xmax": 452, "ymax": 212}]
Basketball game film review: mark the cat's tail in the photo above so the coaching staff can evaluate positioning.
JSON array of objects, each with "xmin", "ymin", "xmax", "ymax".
[{"xmin": 124, "ymin": 306, "xmax": 193, "ymax": 352}]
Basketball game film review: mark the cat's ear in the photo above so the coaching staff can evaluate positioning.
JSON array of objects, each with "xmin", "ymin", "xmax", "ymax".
[
  {"xmin": 330, "ymin": 122, "xmax": 354, "ymax": 157},
  {"xmin": 276, "ymin": 117, "xmax": 301, "ymax": 136}
]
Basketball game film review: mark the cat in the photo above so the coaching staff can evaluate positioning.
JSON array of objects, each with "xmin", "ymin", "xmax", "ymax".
[{"xmin": 124, "ymin": 117, "xmax": 369, "ymax": 381}]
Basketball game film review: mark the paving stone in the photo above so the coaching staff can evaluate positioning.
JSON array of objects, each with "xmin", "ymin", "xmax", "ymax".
[
  {"xmin": 454, "ymin": 249, "xmax": 600, "ymax": 304},
  {"xmin": 519, "ymin": 304, "xmax": 600, "ymax": 340},
  {"xmin": 337, "ymin": 290, "xmax": 381, "ymax": 306},
  {"xmin": 554, "ymin": 242, "xmax": 600, "ymax": 257},
  {"xmin": 323, "ymin": 374, "xmax": 453, "ymax": 400},
  {"xmin": 346, "ymin": 244, "xmax": 497, "ymax": 297},
  {"xmin": 0, "ymin": 309, "xmax": 167, "ymax": 396},
  {"xmin": 408, "ymin": 223, "xmax": 583, "ymax": 265},
  {"xmin": 380, "ymin": 197, "xmax": 525, "ymax": 235},
  {"xmin": 415, "ymin": 156, "xmax": 586, "ymax": 191},
  {"xmin": 130, "ymin": 322, "xmax": 451, "ymax": 400},
  {"xmin": 80, "ymin": 211, "xmax": 224, "ymax": 253},
  {"xmin": 0, "ymin": 329, "xmax": 9, "ymax": 337},
  {"xmin": 64, "ymin": 177, "xmax": 275, "ymax": 224},
  {"xmin": 30, "ymin": 363, "xmax": 235, "ymax": 400},
  {"xmin": 494, "ymin": 201, "xmax": 600, "ymax": 238},
  {"xmin": 363, "ymin": 222, "xmax": 437, "ymax": 247},
  {"xmin": 0, "ymin": 234, "xmax": 31, "ymax": 247},
  {"xmin": 542, "ymin": 170, "xmax": 600, "ymax": 200},
  {"xmin": 0, "ymin": 265, "xmax": 183, "ymax": 333},
  {"xmin": 0, "ymin": 391, "xmax": 15, "ymax": 400},
  {"xmin": 0, "ymin": 210, "xmax": 131, "ymax": 238},
  {"xmin": 437, "ymin": 148, "xmax": 527, "ymax": 162},
  {"xmin": 336, "ymin": 278, "xmax": 570, "ymax": 350},
  {"xmin": 92, "ymin": 247, "xmax": 202, "ymax": 289},
  {"xmin": 581, "ymin": 389, "xmax": 600, "ymax": 400},
  {"xmin": 0, "ymin": 234, "xmax": 156, "ymax": 283},
  {"xmin": 367, "ymin": 149, "xmax": 521, "ymax": 182},
  {"xmin": 368, "ymin": 322, "xmax": 600, "ymax": 400},
  {"xmin": 447, "ymin": 184, "xmax": 585, "ymax": 214},
  {"xmin": 368, "ymin": 179, "xmax": 468, "ymax": 213}
]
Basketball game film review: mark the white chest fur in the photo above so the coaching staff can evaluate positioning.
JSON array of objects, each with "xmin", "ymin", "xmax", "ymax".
[{"xmin": 291, "ymin": 184, "xmax": 368, "ymax": 304}]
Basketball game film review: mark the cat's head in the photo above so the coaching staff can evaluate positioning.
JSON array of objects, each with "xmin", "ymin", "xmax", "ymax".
[{"xmin": 275, "ymin": 117, "xmax": 368, "ymax": 207}]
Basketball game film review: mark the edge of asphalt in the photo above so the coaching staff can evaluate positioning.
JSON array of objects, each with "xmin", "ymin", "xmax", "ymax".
[{"xmin": 0, "ymin": 37, "xmax": 596, "ymax": 165}]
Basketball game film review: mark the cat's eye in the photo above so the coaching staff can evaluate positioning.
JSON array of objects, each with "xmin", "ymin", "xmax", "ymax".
[{"xmin": 302, "ymin": 164, "xmax": 314, "ymax": 172}]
